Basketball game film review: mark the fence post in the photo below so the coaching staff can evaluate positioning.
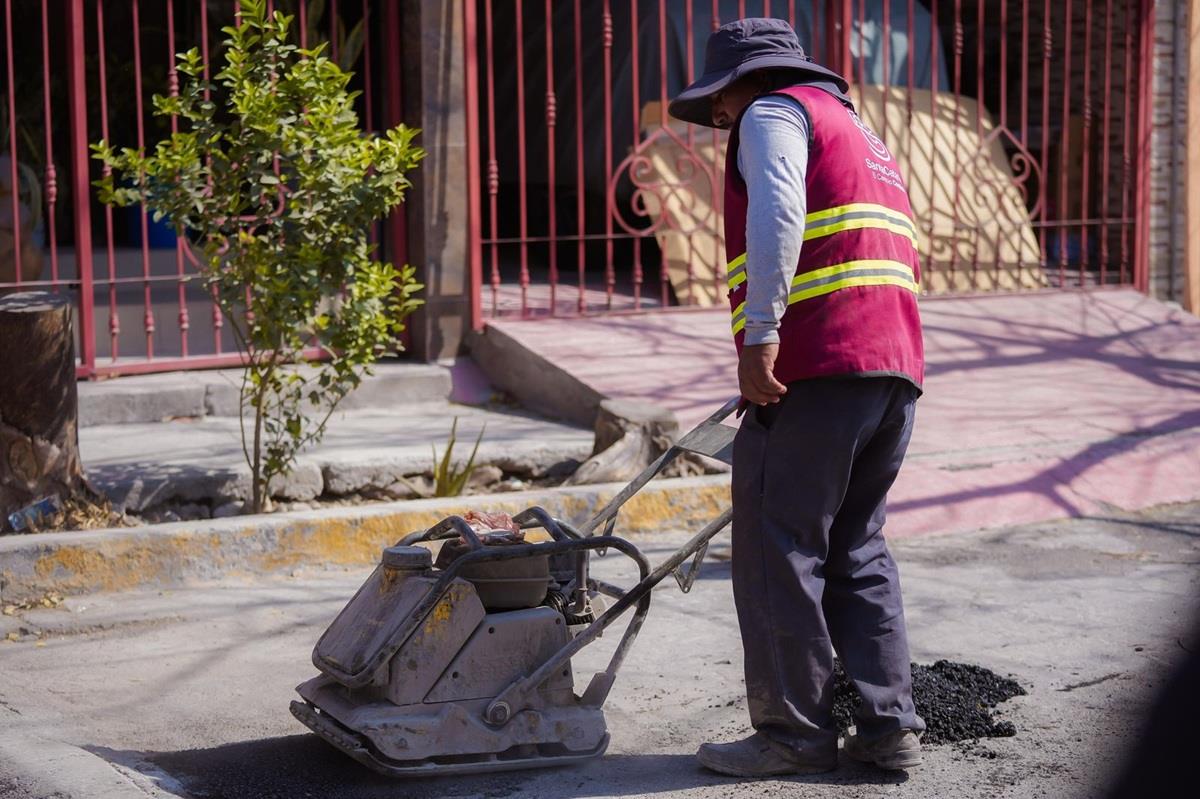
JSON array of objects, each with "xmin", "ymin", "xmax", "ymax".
[
  {"xmin": 396, "ymin": 0, "xmax": 474, "ymax": 360},
  {"xmin": 66, "ymin": 0, "xmax": 95, "ymax": 377},
  {"xmin": 463, "ymin": 0, "xmax": 483, "ymax": 331},
  {"xmin": 1133, "ymin": 0, "xmax": 1155, "ymax": 294}
]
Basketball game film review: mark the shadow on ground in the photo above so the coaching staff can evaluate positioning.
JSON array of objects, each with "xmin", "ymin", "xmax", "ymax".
[{"xmin": 95, "ymin": 735, "xmax": 908, "ymax": 798}]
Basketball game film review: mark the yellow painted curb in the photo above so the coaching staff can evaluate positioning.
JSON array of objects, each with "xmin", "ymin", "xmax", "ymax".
[{"xmin": 0, "ymin": 476, "xmax": 731, "ymax": 602}]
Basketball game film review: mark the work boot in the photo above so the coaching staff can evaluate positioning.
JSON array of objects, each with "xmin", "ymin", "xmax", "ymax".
[
  {"xmin": 696, "ymin": 732, "xmax": 837, "ymax": 777},
  {"xmin": 843, "ymin": 729, "xmax": 923, "ymax": 770}
]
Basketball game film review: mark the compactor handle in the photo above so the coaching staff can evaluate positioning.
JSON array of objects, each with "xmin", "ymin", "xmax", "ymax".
[
  {"xmin": 400, "ymin": 516, "xmax": 484, "ymax": 550},
  {"xmin": 512, "ymin": 507, "xmax": 577, "ymax": 541}
]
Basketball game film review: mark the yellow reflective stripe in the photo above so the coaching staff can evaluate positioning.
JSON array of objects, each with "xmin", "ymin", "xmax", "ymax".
[
  {"xmin": 731, "ymin": 301, "xmax": 747, "ymax": 334},
  {"xmin": 726, "ymin": 253, "xmax": 747, "ymax": 289},
  {"xmin": 788, "ymin": 274, "xmax": 918, "ymax": 307},
  {"xmin": 805, "ymin": 202, "xmax": 915, "ymax": 230},
  {"xmin": 805, "ymin": 203, "xmax": 917, "ymax": 247},
  {"xmin": 729, "ymin": 260, "xmax": 918, "ymax": 335},
  {"xmin": 804, "ymin": 217, "xmax": 919, "ymax": 247},
  {"xmin": 791, "ymin": 258, "xmax": 914, "ymax": 285},
  {"xmin": 726, "ymin": 207, "xmax": 917, "ymax": 292}
]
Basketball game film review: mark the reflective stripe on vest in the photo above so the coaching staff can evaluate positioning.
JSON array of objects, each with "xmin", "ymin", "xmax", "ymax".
[
  {"xmin": 804, "ymin": 202, "xmax": 918, "ymax": 247},
  {"xmin": 730, "ymin": 259, "xmax": 918, "ymax": 335},
  {"xmin": 726, "ymin": 202, "xmax": 918, "ymax": 290}
]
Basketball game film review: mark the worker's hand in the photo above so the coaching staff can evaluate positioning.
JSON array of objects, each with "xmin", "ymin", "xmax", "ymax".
[{"xmin": 738, "ymin": 343, "xmax": 787, "ymax": 405}]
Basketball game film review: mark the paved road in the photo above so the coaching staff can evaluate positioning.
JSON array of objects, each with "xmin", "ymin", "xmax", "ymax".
[{"xmin": 1, "ymin": 503, "xmax": 1198, "ymax": 798}]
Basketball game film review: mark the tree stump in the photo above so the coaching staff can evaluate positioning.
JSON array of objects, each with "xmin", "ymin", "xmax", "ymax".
[
  {"xmin": 565, "ymin": 400, "xmax": 681, "ymax": 486},
  {"xmin": 0, "ymin": 291, "xmax": 85, "ymax": 529}
]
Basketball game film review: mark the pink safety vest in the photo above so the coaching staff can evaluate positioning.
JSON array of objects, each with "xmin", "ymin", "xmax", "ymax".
[{"xmin": 724, "ymin": 84, "xmax": 925, "ymax": 389}]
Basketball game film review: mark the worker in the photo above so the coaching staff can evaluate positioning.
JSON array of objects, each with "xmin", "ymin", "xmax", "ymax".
[{"xmin": 668, "ymin": 18, "xmax": 926, "ymax": 777}]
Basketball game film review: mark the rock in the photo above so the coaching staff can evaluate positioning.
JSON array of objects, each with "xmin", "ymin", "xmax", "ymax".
[
  {"xmin": 212, "ymin": 501, "xmax": 244, "ymax": 519},
  {"xmin": 465, "ymin": 464, "xmax": 504, "ymax": 492},
  {"xmin": 565, "ymin": 400, "xmax": 679, "ymax": 486},
  {"xmin": 392, "ymin": 475, "xmax": 433, "ymax": 499},
  {"xmin": 542, "ymin": 458, "xmax": 582, "ymax": 479},
  {"xmin": 176, "ymin": 502, "xmax": 211, "ymax": 520},
  {"xmin": 267, "ymin": 461, "xmax": 324, "ymax": 501},
  {"xmin": 356, "ymin": 475, "xmax": 431, "ymax": 500},
  {"xmin": 322, "ymin": 460, "xmax": 428, "ymax": 496}
]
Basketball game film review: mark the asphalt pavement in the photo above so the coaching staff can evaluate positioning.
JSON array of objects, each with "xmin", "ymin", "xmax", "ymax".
[{"xmin": 1, "ymin": 502, "xmax": 1198, "ymax": 799}]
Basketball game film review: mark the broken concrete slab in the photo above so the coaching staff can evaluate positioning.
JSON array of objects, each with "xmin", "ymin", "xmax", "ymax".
[
  {"xmin": 81, "ymin": 402, "xmax": 594, "ymax": 512},
  {"xmin": 93, "ymin": 463, "xmax": 249, "ymax": 513},
  {"xmin": 468, "ymin": 323, "xmax": 604, "ymax": 428}
]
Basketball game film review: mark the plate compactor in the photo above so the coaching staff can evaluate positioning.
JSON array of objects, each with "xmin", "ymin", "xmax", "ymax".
[{"xmin": 290, "ymin": 398, "xmax": 741, "ymax": 777}]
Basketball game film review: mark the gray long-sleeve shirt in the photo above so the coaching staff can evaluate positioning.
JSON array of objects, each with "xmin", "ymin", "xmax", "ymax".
[{"xmin": 736, "ymin": 95, "xmax": 811, "ymax": 347}]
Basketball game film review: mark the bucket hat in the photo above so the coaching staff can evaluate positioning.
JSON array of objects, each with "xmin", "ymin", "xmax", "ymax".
[{"xmin": 668, "ymin": 17, "xmax": 848, "ymax": 128}]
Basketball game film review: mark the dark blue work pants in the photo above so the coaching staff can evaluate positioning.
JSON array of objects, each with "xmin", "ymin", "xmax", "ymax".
[{"xmin": 731, "ymin": 376, "xmax": 925, "ymax": 756}]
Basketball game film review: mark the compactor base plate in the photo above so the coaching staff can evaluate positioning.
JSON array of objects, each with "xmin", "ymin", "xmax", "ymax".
[{"xmin": 290, "ymin": 700, "xmax": 609, "ymax": 778}]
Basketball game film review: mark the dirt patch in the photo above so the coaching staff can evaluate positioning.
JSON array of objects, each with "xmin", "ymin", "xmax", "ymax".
[{"xmin": 833, "ymin": 659, "xmax": 1025, "ymax": 744}]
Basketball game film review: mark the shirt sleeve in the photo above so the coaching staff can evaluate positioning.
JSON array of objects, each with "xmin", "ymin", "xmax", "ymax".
[{"xmin": 735, "ymin": 95, "xmax": 811, "ymax": 347}]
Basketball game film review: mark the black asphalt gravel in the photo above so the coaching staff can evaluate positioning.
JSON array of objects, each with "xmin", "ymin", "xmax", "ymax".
[{"xmin": 832, "ymin": 659, "xmax": 1026, "ymax": 744}]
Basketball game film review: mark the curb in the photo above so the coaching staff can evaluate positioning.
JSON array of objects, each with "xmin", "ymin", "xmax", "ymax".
[
  {"xmin": 0, "ymin": 731, "xmax": 181, "ymax": 799},
  {"xmin": 0, "ymin": 475, "xmax": 732, "ymax": 602}
]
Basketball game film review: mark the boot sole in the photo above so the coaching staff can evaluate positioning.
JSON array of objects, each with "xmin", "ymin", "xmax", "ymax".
[
  {"xmin": 840, "ymin": 743, "xmax": 921, "ymax": 767},
  {"xmin": 847, "ymin": 750, "xmax": 923, "ymax": 770},
  {"xmin": 875, "ymin": 753, "xmax": 922, "ymax": 770}
]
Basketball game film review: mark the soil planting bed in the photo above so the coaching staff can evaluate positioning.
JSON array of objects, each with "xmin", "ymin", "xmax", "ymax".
[{"xmin": 833, "ymin": 659, "xmax": 1026, "ymax": 744}]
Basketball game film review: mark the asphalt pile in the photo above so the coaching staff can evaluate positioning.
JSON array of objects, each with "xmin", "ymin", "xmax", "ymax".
[{"xmin": 832, "ymin": 659, "xmax": 1026, "ymax": 744}]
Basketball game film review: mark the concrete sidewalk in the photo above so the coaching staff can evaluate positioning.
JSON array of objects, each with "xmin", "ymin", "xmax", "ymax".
[
  {"xmin": 477, "ymin": 289, "xmax": 1200, "ymax": 537},
  {"xmin": 77, "ymin": 359, "xmax": 596, "ymax": 514}
]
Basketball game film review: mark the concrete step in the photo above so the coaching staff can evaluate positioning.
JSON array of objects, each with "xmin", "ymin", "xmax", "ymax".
[
  {"xmin": 78, "ymin": 360, "xmax": 451, "ymax": 426},
  {"xmin": 81, "ymin": 401, "xmax": 595, "ymax": 514}
]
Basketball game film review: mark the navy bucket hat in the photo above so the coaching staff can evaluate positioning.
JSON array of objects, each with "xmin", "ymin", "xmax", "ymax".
[{"xmin": 668, "ymin": 17, "xmax": 849, "ymax": 128}]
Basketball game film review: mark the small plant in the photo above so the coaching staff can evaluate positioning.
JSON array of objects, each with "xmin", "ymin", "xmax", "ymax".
[
  {"xmin": 92, "ymin": 1, "xmax": 423, "ymax": 513},
  {"xmin": 432, "ymin": 418, "xmax": 486, "ymax": 498}
]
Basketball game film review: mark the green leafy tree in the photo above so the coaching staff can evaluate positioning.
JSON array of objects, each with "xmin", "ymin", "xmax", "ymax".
[{"xmin": 92, "ymin": 0, "xmax": 424, "ymax": 513}]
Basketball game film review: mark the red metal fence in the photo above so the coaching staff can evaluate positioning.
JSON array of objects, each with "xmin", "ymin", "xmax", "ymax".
[
  {"xmin": 0, "ymin": 0, "xmax": 403, "ymax": 378},
  {"xmin": 463, "ymin": 0, "xmax": 1154, "ymax": 324}
]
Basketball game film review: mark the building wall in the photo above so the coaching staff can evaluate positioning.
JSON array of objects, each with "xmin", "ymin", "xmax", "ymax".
[{"xmin": 1149, "ymin": 0, "xmax": 1188, "ymax": 301}]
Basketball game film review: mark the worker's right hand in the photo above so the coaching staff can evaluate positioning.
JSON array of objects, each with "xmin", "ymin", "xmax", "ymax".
[{"xmin": 738, "ymin": 343, "xmax": 788, "ymax": 405}]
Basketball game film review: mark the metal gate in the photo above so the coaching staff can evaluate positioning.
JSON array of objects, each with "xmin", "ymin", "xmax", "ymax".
[
  {"xmin": 463, "ymin": 0, "xmax": 1155, "ymax": 324},
  {"xmin": 0, "ymin": 0, "xmax": 405, "ymax": 378}
]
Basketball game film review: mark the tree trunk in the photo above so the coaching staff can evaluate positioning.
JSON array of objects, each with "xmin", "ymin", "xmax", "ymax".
[
  {"xmin": 0, "ymin": 291, "xmax": 84, "ymax": 529},
  {"xmin": 565, "ymin": 400, "xmax": 681, "ymax": 486}
]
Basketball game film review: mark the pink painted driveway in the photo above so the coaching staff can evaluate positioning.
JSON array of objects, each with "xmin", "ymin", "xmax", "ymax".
[{"xmin": 488, "ymin": 290, "xmax": 1200, "ymax": 537}]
